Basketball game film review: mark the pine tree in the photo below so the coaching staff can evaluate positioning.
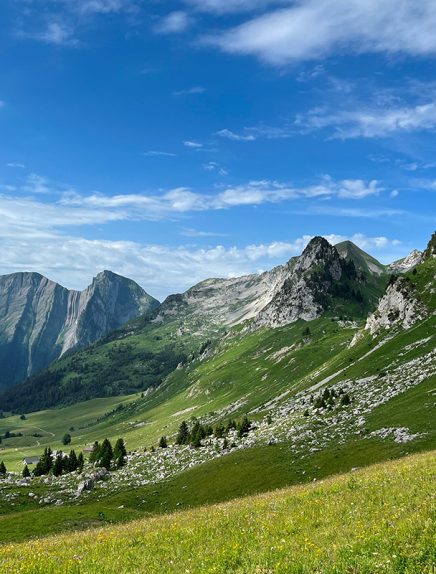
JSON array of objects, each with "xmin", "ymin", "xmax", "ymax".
[
  {"xmin": 68, "ymin": 450, "xmax": 78, "ymax": 472},
  {"xmin": 159, "ymin": 436, "xmax": 168, "ymax": 449},
  {"xmin": 114, "ymin": 438, "xmax": 127, "ymax": 468},
  {"xmin": 98, "ymin": 438, "xmax": 113, "ymax": 469},
  {"xmin": 340, "ymin": 393, "xmax": 351, "ymax": 406},
  {"xmin": 237, "ymin": 416, "xmax": 251, "ymax": 438},
  {"xmin": 176, "ymin": 421, "xmax": 190, "ymax": 445},
  {"xmin": 222, "ymin": 438, "xmax": 229, "ymax": 450},
  {"xmin": 62, "ymin": 433, "xmax": 72, "ymax": 446},
  {"xmin": 53, "ymin": 454, "xmax": 63, "ymax": 477},
  {"xmin": 0, "ymin": 461, "xmax": 6, "ymax": 475},
  {"xmin": 38, "ymin": 447, "xmax": 53, "ymax": 475},
  {"xmin": 22, "ymin": 464, "xmax": 30, "ymax": 478},
  {"xmin": 77, "ymin": 452, "xmax": 84, "ymax": 473}
]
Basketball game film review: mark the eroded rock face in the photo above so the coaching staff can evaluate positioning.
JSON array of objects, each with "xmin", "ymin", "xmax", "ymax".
[
  {"xmin": 389, "ymin": 250, "xmax": 424, "ymax": 273},
  {"xmin": 0, "ymin": 270, "xmax": 159, "ymax": 388},
  {"xmin": 256, "ymin": 237, "xmax": 345, "ymax": 328},
  {"xmin": 365, "ymin": 277, "xmax": 426, "ymax": 336}
]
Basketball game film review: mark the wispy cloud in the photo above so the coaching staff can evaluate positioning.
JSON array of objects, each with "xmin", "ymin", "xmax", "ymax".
[
  {"xmin": 0, "ymin": 225, "xmax": 403, "ymax": 299},
  {"xmin": 184, "ymin": 140, "xmax": 203, "ymax": 149},
  {"xmin": 143, "ymin": 150, "xmax": 176, "ymax": 157},
  {"xmin": 180, "ymin": 228, "xmax": 229, "ymax": 238},
  {"xmin": 173, "ymin": 86, "xmax": 206, "ymax": 97},
  {"xmin": 216, "ymin": 129, "xmax": 256, "ymax": 142},
  {"xmin": 296, "ymin": 102, "xmax": 436, "ymax": 139},
  {"xmin": 184, "ymin": 0, "xmax": 283, "ymax": 14},
  {"xmin": 6, "ymin": 163, "xmax": 25, "ymax": 169},
  {"xmin": 155, "ymin": 11, "xmax": 192, "ymax": 34},
  {"xmin": 203, "ymin": 162, "xmax": 228, "ymax": 176},
  {"xmin": 61, "ymin": 177, "xmax": 385, "ymax": 218},
  {"xmin": 206, "ymin": 0, "xmax": 436, "ymax": 65},
  {"xmin": 26, "ymin": 21, "xmax": 78, "ymax": 46},
  {"xmin": 216, "ymin": 124, "xmax": 293, "ymax": 142}
]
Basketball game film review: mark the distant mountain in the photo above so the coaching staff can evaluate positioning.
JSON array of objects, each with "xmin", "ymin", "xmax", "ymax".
[
  {"xmin": 389, "ymin": 250, "xmax": 424, "ymax": 273},
  {"xmin": 0, "ymin": 270, "xmax": 159, "ymax": 389},
  {"xmin": 256, "ymin": 237, "xmax": 388, "ymax": 328},
  {"xmin": 0, "ymin": 238, "xmax": 390, "ymax": 411}
]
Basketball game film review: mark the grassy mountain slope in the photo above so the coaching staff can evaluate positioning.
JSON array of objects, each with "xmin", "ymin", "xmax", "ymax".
[
  {"xmin": 1, "ymin": 451, "xmax": 434, "ymax": 573},
  {"xmin": 0, "ymin": 239, "xmax": 388, "ymax": 412}
]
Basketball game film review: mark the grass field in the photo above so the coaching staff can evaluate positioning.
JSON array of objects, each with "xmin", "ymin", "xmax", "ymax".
[{"xmin": 1, "ymin": 450, "xmax": 434, "ymax": 573}]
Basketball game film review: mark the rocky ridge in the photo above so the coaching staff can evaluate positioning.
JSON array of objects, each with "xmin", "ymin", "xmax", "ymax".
[
  {"xmin": 0, "ymin": 270, "xmax": 159, "ymax": 388},
  {"xmin": 365, "ymin": 276, "xmax": 426, "ymax": 336}
]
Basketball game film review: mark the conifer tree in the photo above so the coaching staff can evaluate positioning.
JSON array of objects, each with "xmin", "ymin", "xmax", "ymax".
[
  {"xmin": 159, "ymin": 436, "xmax": 168, "ymax": 449},
  {"xmin": 176, "ymin": 421, "xmax": 190, "ymax": 445},
  {"xmin": 22, "ymin": 464, "xmax": 30, "ymax": 478},
  {"xmin": 0, "ymin": 461, "xmax": 6, "ymax": 475},
  {"xmin": 99, "ymin": 438, "xmax": 113, "ymax": 469},
  {"xmin": 68, "ymin": 450, "xmax": 78, "ymax": 472},
  {"xmin": 237, "ymin": 416, "xmax": 251, "ymax": 438},
  {"xmin": 77, "ymin": 452, "xmax": 84, "ymax": 473},
  {"xmin": 53, "ymin": 454, "xmax": 63, "ymax": 477},
  {"xmin": 114, "ymin": 438, "xmax": 127, "ymax": 468}
]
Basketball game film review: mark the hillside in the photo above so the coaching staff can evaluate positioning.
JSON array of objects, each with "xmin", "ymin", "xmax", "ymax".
[
  {"xmin": 0, "ymin": 236, "xmax": 434, "ymax": 550},
  {"xmin": 0, "ymin": 237, "xmax": 388, "ymax": 411},
  {"xmin": 0, "ymin": 451, "xmax": 434, "ymax": 573},
  {"xmin": 0, "ymin": 270, "xmax": 159, "ymax": 389}
]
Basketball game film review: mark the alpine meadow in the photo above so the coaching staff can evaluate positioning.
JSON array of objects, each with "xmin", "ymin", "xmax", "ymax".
[{"xmin": 0, "ymin": 1, "xmax": 435, "ymax": 573}]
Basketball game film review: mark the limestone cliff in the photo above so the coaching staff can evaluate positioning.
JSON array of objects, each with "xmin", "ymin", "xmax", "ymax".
[{"xmin": 0, "ymin": 271, "xmax": 159, "ymax": 388}]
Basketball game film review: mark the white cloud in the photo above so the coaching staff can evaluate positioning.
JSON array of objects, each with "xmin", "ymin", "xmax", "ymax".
[
  {"xmin": 0, "ymin": 228, "xmax": 403, "ymax": 299},
  {"xmin": 39, "ymin": 21, "xmax": 77, "ymax": 45},
  {"xmin": 155, "ymin": 11, "xmax": 192, "ymax": 34},
  {"xmin": 60, "ymin": 177, "xmax": 384, "ymax": 218},
  {"xmin": 74, "ymin": 0, "xmax": 133, "ymax": 14},
  {"xmin": 184, "ymin": 0, "xmax": 283, "ymax": 14},
  {"xmin": 173, "ymin": 86, "xmax": 206, "ymax": 96},
  {"xmin": 184, "ymin": 140, "xmax": 203, "ymax": 149},
  {"xmin": 296, "ymin": 102, "xmax": 436, "ymax": 139},
  {"xmin": 207, "ymin": 0, "xmax": 436, "ymax": 65},
  {"xmin": 21, "ymin": 20, "xmax": 78, "ymax": 46},
  {"xmin": 216, "ymin": 125, "xmax": 293, "ymax": 141},
  {"xmin": 180, "ymin": 228, "xmax": 229, "ymax": 238},
  {"xmin": 143, "ymin": 150, "xmax": 176, "ymax": 157},
  {"xmin": 203, "ymin": 162, "xmax": 229, "ymax": 176},
  {"xmin": 216, "ymin": 129, "xmax": 256, "ymax": 142},
  {"xmin": 6, "ymin": 163, "xmax": 25, "ymax": 169}
]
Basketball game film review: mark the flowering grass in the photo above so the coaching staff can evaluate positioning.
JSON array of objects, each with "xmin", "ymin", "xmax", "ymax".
[{"xmin": 1, "ymin": 450, "xmax": 434, "ymax": 574}]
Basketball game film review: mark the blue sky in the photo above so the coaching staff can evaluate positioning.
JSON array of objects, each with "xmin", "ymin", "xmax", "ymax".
[{"xmin": 0, "ymin": 0, "xmax": 435, "ymax": 300}]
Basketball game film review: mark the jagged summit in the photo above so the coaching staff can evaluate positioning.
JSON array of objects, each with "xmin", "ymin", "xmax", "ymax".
[{"xmin": 0, "ymin": 270, "xmax": 159, "ymax": 389}]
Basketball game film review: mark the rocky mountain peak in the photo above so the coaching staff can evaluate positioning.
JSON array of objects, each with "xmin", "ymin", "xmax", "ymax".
[
  {"xmin": 0, "ymin": 270, "xmax": 159, "ymax": 389},
  {"xmin": 296, "ymin": 237, "xmax": 337, "ymax": 271}
]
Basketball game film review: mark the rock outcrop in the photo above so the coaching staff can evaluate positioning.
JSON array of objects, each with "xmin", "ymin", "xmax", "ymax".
[
  {"xmin": 389, "ymin": 250, "xmax": 424, "ymax": 273},
  {"xmin": 365, "ymin": 276, "xmax": 426, "ymax": 336},
  {"xmin": 0, "ymin": 271, "xmax": 159, "ymax": 388},
  {"xmin": 256, "ymin": 237, "xmax": 374, "ymax": 328}
]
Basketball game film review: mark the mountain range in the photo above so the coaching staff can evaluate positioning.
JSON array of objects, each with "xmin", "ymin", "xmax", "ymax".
[{"xmin": 0, "ymin": 234, "xmax": 429, "ymax": 412}]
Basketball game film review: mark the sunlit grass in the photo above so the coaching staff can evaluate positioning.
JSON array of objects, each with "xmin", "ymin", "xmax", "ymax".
[{"xmin": 1, "ymin": 450, "xmax": 434, "ymax": 573}]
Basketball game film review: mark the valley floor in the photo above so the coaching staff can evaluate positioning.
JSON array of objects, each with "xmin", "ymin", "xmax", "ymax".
[{"xmin": 0, "ymin": 450, "xmax": 434, "ymax": 574}]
